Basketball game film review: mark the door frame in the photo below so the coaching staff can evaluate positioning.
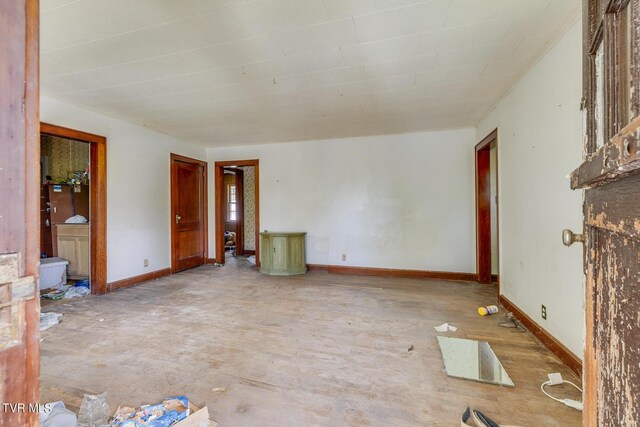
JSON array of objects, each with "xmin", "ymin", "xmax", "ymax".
[
  {"xmin": 475, "ymin": 129, "xmax": 499, "ymax": 286},
  {"xmin": 214, "ymin": 159, "xmax": 259, "ymax": 265},
  {"xmin": 40, "ymin": 123, "xmax": 108, "ymax": 295},
  {"xmin": 170, "ymin": 153, "xmax": 208, "ymax": 273}
]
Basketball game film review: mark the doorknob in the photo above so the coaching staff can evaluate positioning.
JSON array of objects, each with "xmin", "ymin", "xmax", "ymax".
[
  {"xmin": 562, "ymin": 229, "xmax": 583, "ymax": 246},
  {"xmin": 175, "ymin": 214, "xmax": 182, "ymax": 224}
]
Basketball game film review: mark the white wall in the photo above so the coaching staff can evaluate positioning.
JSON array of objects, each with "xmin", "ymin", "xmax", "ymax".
[
  {"xmin": 41, "ymin": 96, "xmax": 206, "ymax": 282},
  {"xmin": 207, "ymin": 128, "xmax": 477, "ymax": 273},
  {"xmin": 476, "ymin": 20, "xmax": 584, "ymax": 357}
]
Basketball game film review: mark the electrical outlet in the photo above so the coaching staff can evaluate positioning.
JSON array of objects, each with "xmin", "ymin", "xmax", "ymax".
[
  {"xmin": 341, "ymin": 254, "xmax": 347, "ymax": 261},
  {"xmin": 541, "ymin": 305, "xmax": 547, "ymax": 320},
  {"xmin": 144, "ymin": 259, "xmax": 149, "ymax": 267}
]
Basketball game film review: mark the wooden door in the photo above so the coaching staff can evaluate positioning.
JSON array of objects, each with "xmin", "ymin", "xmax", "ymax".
[
  {"xmin": 48, "ymin": 185, "xmax": 75, "ymax": 223},
  {"xmin": 571, "ymin": 1, "xmax": 640, "ymax": 425},
  {"xmin": 49, "ymin": 185, "xmax": 75, "ymax": 256},
  {"xmin": 0, "ymin": 0, "xmax": 40, "ymax": 425},
  {"xmin": 235, "ymin": 170, "xmax": 245, "ymax": 256},
  {"xmin": 475, "ymin": 130, "xmax": 498, "ymax": 284},
  {"xmin": 171, "ymin": 154, "xmax": 208, "ymax": 273}
]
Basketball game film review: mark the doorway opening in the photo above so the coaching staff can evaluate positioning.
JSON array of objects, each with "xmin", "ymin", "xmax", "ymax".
[
  {"xmin": 40, "ymin": 123, "xmax": 107, "ymax": 295},
  {"xmin": 475, "ymin": 129, "xmax": 499, "ymax": 287},
  {"xmin": 214, "ymin": 160, "xmax": 259, "ymax": 266},
  {"xmin": 170, "ymin": 154, "xmax": 208, "ymax": 273}
]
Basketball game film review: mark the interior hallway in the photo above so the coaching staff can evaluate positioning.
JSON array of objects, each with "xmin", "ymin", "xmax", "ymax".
[{"xmin": 40, "ymin": 261, "xmax": 581, "ymax": 426}]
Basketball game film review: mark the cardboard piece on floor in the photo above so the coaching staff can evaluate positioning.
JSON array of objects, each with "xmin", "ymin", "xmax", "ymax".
[{"xmin": 175, "ymin": 406, "xmax": 214, "ymax": 427}]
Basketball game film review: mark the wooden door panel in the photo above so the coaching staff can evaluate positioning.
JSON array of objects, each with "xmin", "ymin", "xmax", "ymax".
[
  {"xmin": 49, "ymin": 185, "xmax": 75, "ymax": 223},
  {"xmin": 260, "ymin": 234, "xmax": 271, "ymax": 269},
  {"xmin": 290, "ymin": 236, "xmax": 305, "ymax": 272},
  {"xmin": 178, "ymin": 164, "xmax": 202, "ymax": 224},
  {"xmin": 272, "ymin": 237, "xmax": 288, "ymax": 271},
  {"xmin": 74, "ymin": 184, "xmax": 90, "ymax": 218},
  {"xmin": 178, "ymin": 230, "xmax": 202, "ymax": 257},
  {"xmin": 591, "ymin": 228, "xmax": 640, "ymax": 424}
]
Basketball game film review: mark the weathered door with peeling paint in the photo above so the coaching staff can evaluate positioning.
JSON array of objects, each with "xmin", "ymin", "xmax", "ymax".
[
  {"xmin": 572, "ymin": 1, "xmax": 640, "ymax": 425},
  {"xmin": 0, "ymin": 0, "xmax": 40, "ymax": 426}
]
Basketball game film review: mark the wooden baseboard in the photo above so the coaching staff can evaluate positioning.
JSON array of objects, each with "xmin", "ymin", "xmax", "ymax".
[
  {"xmin": 206, "ymin": 258, "xmax": 216, "ymax": 265},
  {"xmin": 107, "ymin": 268, "xmax": 172, "ymax": 292},
  {"xmin": 306, "ymin": 264, "xmax": 477, "ymax": 282},
  {"xmin": 243, "ymin": 250, "xmax": 256, "ymax": 255},
  {"xmin": 498, "ymin": 294, "xmax": 582, "ymax": 377}
]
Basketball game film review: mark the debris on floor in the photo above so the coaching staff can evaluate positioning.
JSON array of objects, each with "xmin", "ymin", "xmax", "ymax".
[
  {"xmin": 110, "ymin": 395, "xmax": 215, "ymax": 427},
  {"xmin": 41, "ymin": 281, "xmax": 91, "ymax": 299},
  {"xmin": 42, "ymin": 285, "xmax": 71, "ymax": 300},
  {"xmin": 78, "ymin": 392, "xmax": 110, "ymax": 427},
  {"xmin": 498, "ymin": 314, "xmax": 526, "ymax": 332},
  {"xmin": 65, "ymin": 285, "xmax": 90, "ymax": 299},
  {"xmin": 407, "ymin": 345, "xmax": 414, "ymax": 352},
  {"xmin": 40, "ymin": 312, "xmax": 63, "ymax": 331},
  {"xmin": 247, "ymin": 255, "xmax": 256, "ymax": 265},
  {"xmin": 461, "ymin": 406, "xmax": 513, "ymax": 427},
  {"xmin": 434, "ymin": 322, "xmax": 457, "ymax": 332},
  {"xmin": 211, "ymin": 387, "xmax": 227, "ymax": 393},
  {"xmin": 477, "ymin": 305, "xmax": 499, "ymax": 316},
  {"xmin": 40, "ymin": 401, "xmax": 78, "ymax": 427}
]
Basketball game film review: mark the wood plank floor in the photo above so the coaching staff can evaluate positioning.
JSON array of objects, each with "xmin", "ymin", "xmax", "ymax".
[{"xmin": 40, "ymin": 257, "xmax": 582, "ymax": 426}]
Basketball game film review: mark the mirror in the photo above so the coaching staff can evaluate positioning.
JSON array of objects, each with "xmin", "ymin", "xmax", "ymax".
[{"xmin": 437, "ymin": 336, "xmax": 515, "ymax": 387}]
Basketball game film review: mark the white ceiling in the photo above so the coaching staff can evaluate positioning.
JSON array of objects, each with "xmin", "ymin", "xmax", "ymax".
[{"xmin": 41, "ymin": 0, "xmax": 580, "ymax": 147}]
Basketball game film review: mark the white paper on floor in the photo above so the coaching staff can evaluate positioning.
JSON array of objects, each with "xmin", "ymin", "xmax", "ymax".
[
  {"xmin": 40, "ymin": 312, "xmax": 63, "ymax": 331},
  {"xmin": 434, "ymin": 322, "xmax": 458, "ymax": 332}
]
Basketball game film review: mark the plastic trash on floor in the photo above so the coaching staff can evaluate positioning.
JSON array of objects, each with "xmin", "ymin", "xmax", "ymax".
[
  {"xmin": 40, "ymin": 312, "xmax": 63, "ymax": 331},
  {"xmin": 41, "ymin": 283, "xmax": 71, "ymax": 299},
  {"xmin": 74, "ymin": 279, "xmax": 90, "ymax": 288},
  {"xmin": 41, "ymin": 401, "xmax": 78, "ymax": 427},
  {"xmin": 78, "ymin": 393, "xmax": 110, "ymax": 427},
  {"xmin": 65, "ymin": 285, "xmax": 90, "ymax": 299},
  {"xmin": 110, "ymin": 396, "xmax": 214, "ymax": 427},
  {"xmin": 247, "ymin": 255, "xmax": 256, "ymax": 265}
]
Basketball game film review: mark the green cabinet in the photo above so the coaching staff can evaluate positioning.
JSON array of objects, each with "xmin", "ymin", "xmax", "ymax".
[{"xmin": 260, "ymin": 232, "xmax": 307, "ymax": 275}]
